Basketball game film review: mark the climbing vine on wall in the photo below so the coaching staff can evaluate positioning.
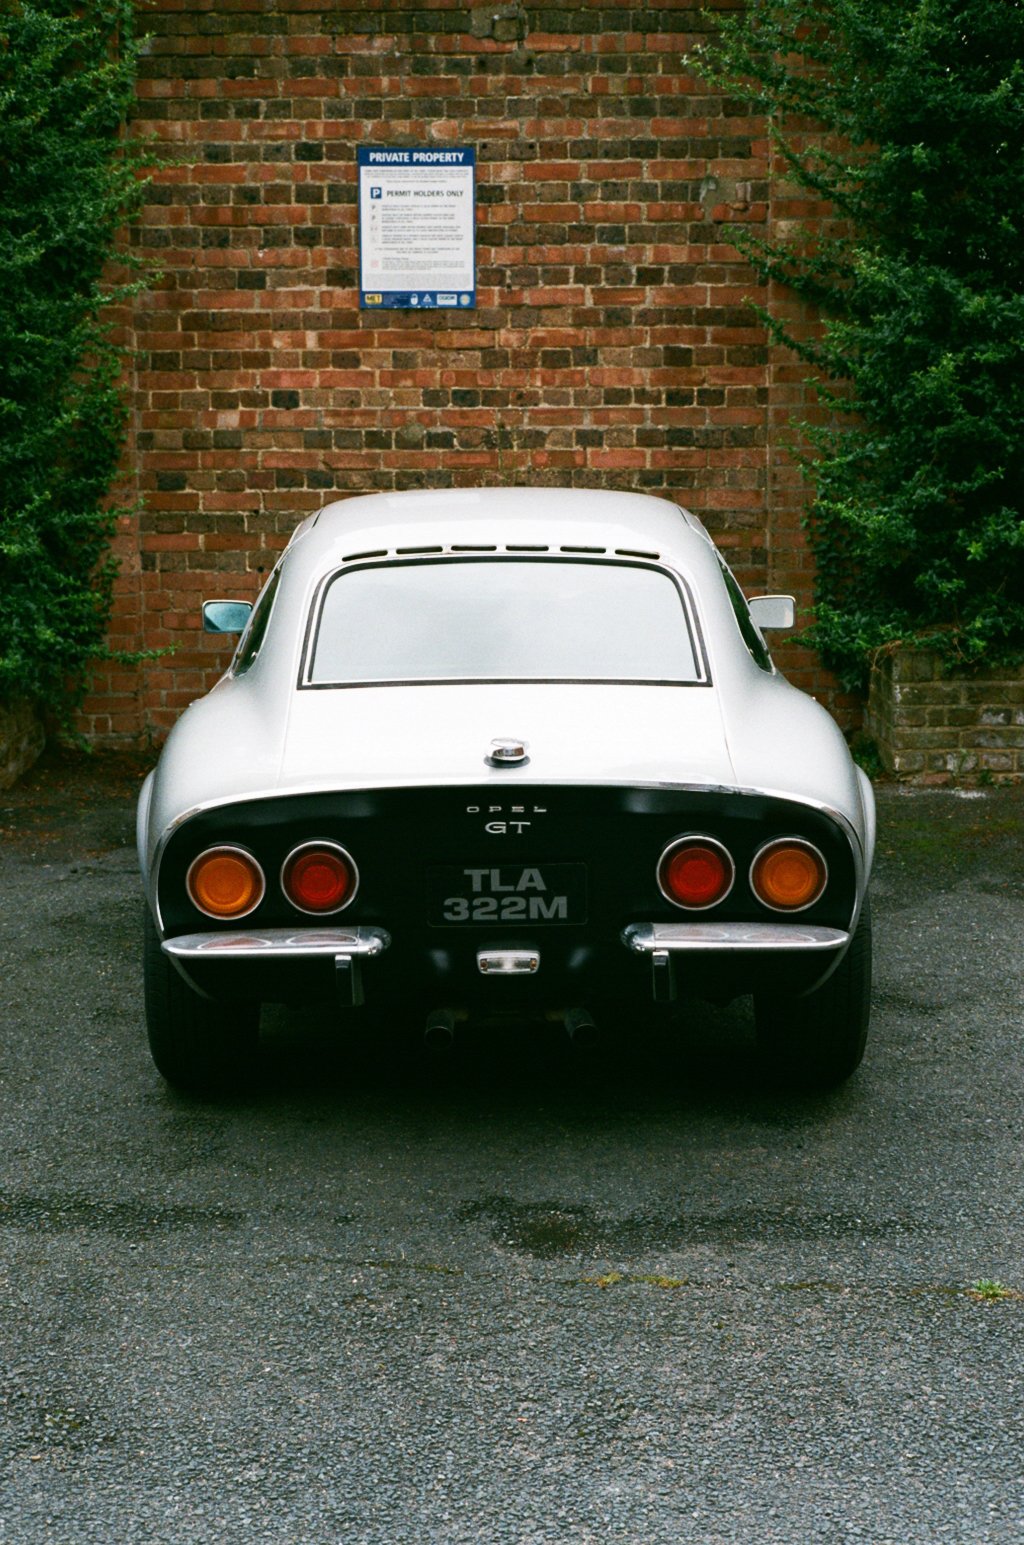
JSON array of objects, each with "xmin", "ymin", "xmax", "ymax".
[
  {"xmin": 0, "ymin": 0, "xmax": 149, "ymax": 719},
  {"xmin": 697, "ymin": 1, "xmax": 1024, "ymax": 687}
]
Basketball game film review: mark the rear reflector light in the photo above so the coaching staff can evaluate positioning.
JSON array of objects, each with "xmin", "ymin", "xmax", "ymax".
[
  {"xmin": 657, "ymin": 836, "xmax": 734, "ymax": 910},
  {"xmin": 751, "ymin": 839, "xmax": 827, "ymax": 911},
  {"xmin": 187, "ymin": 846, "xmax": 265, "ymax": 920},
  {"xmin": 282, "ymin": 842, "xmax": 357, "ymax": 915}
]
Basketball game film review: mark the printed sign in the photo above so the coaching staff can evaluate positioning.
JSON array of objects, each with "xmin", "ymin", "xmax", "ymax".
[{"xmin": 358, "ymin": 147, "xmax": 476, "ymax": 310}]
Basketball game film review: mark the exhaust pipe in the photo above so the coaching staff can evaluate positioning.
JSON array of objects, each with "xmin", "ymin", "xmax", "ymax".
[
  {"xmin": 564, "ymin": 1006, "xmax": 599, "ymax": 1051},
  {"xmin": 424, "ymin": 1007, "xmax": 456, "ymax": 1055}
]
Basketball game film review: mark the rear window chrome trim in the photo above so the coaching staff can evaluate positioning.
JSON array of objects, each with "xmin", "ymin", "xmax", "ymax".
[
  {"xmin": 298, "ymin": 552, "xmax": 711, "ymax": 691},
  {"xmin": 298, "ymin": 676, "xmax": 712, "ymax": 690}
]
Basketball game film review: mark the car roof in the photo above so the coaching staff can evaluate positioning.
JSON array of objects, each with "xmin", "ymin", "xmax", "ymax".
[{"xmin": 286, "ymin": 487, "xmax": 715, "ymax": 572}]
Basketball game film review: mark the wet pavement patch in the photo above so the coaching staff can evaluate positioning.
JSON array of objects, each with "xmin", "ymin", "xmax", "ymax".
[
  {"xmin": 0, "ymin": 1188, "xmax": 244, "ymax": 1240},
  {"xmin": 459, "ymin": 1195, "xmax": 926, "ymax": 1258}
]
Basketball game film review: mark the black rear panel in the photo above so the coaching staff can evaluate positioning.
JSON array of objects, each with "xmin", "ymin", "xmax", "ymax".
[{"xmin": 157, "ymin": 784, "xmax": 859, "ymax": 1006}]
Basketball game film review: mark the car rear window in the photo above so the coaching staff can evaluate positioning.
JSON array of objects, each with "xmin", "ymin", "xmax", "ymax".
[{"xmin": 305, "ymin": 558, "xmax": 705, "ymax": 685}]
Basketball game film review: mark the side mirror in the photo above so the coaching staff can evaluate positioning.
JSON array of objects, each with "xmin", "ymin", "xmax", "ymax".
[
  {"xmin": 202, "ymin": 599, "xmax": 253, "ymax": 635},
  {"xmin": 748, "ymin": 594, "xmax": 796, "ymax": 631}
]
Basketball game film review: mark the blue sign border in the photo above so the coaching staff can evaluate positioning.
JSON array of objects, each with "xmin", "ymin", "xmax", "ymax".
[{"xmin": 358, "ymin": 147, "xmax": 476, "ymax": 311}]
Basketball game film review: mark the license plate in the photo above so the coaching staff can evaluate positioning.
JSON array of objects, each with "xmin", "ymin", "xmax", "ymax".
[{"xmin": 427, "ymin": 863, "xmax": 587, "ymax": 926}]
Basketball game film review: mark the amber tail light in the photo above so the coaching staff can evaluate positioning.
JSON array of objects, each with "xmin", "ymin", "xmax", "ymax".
[
  {"xmin": 282, "ymin": 842, "xmax": 358, "ymax": 915},
  {"xmin": 657, "ymin": 836, "xmax": 735, "ymax": 910},
  {"xmin": 187, "ymin": 846, "xmax": 265, "ymax": 920},
  {"xmin": 751, "ymin": 839, "xmax": 827, "ymax": 912}
]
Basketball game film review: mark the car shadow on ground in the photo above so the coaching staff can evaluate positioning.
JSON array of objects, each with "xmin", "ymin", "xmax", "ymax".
[{"xmin": 156, "ymin": 994, "xmax": 864, "ymax": 1130}]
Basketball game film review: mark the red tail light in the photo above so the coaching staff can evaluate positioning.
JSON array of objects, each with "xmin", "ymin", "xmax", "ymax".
[
  {"xmin": 751, "ymin": 839, "xmax": 827, "ymax": 911},
  {"xmin": 187, "ymin": 846, "xmax": 265, "ymax": 920},
  {"xmin": 657, "ymin": 837, "xmax": 734, "ymax": 910},
  {"xmin": 282, "ymin": 842, "xmax": 357, "ymax": 915}
]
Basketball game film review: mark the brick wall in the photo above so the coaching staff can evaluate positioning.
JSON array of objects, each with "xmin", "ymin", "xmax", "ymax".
[
  {"xmin": 865, "ymin": 650, "xmax": 1024, "ymax": 783},
  {"xmin": 80, "ymin": 0, "xmax": 851, "ymax": 745}
]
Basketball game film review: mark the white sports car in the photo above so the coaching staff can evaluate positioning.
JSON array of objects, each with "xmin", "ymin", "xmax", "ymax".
[{"xmin": 137, "ymin": 488, "xmax": 875, "ymax": 1089}]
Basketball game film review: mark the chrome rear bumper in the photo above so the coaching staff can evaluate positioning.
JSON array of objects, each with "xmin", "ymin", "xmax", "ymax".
[
  {"xmin": 163, "ymin": 927, "xmax": 390, "ymax": 961},
  {"xmin": 622, "ymin": 922, "xmax": 849, "ymax": 954},
  {"xmin": 162, "ymin": 927, "xmax": 390, "ymax": 1006},
  {"xmin": 621, "ymin": 921, "xmax": 849, "ymax": 1003},
  {"xmin": 160, "ymin": 918, "xmax": 848, "ymax": 1012}
]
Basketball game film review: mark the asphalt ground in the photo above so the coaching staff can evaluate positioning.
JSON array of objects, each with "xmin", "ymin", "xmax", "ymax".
[{"xmin": 0, "ymin": 751, "xmax": 1022, "ymax": 1543}]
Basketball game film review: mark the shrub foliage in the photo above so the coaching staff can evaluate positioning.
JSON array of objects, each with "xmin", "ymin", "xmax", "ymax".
[
  {"xmin": 0, "ymin": 1, "xmax": 147, "ymax": 718},
  {"xmin": 698, "ymin": 1, "xmax": 1024, "ymax": 686}
]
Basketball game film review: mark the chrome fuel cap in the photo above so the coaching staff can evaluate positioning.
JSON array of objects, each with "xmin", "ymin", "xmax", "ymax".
[{"xmin": 487, "ymin": 737, "xmax": 529, "ymax": 767}]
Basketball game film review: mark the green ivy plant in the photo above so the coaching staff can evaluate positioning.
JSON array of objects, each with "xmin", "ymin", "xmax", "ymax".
[
  {"xmin": 696, "ymin": 1, "xmax": 1024, "ymax": 689},
  {"xmin": 0, "ymin": 0, "xmax": 149, "ymax": 722}
]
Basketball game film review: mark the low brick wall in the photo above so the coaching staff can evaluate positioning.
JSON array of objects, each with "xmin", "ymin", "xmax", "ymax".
[
  {"xmin": 865, "ymin": 649, "xmax": 1024, "ymax": 782},
  {"xmin": 0, "ymin": 700, "xmax": 45, "ymax": 792}
]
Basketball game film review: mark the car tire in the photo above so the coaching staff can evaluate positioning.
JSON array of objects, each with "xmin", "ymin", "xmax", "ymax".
[
  {"xmin": 754, "ymin": 896, "xmax": 872, "ymax": 1088},
  {"xmin": 143, "ymin": 906, "xmax": 260, "ymax": 1092}
]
